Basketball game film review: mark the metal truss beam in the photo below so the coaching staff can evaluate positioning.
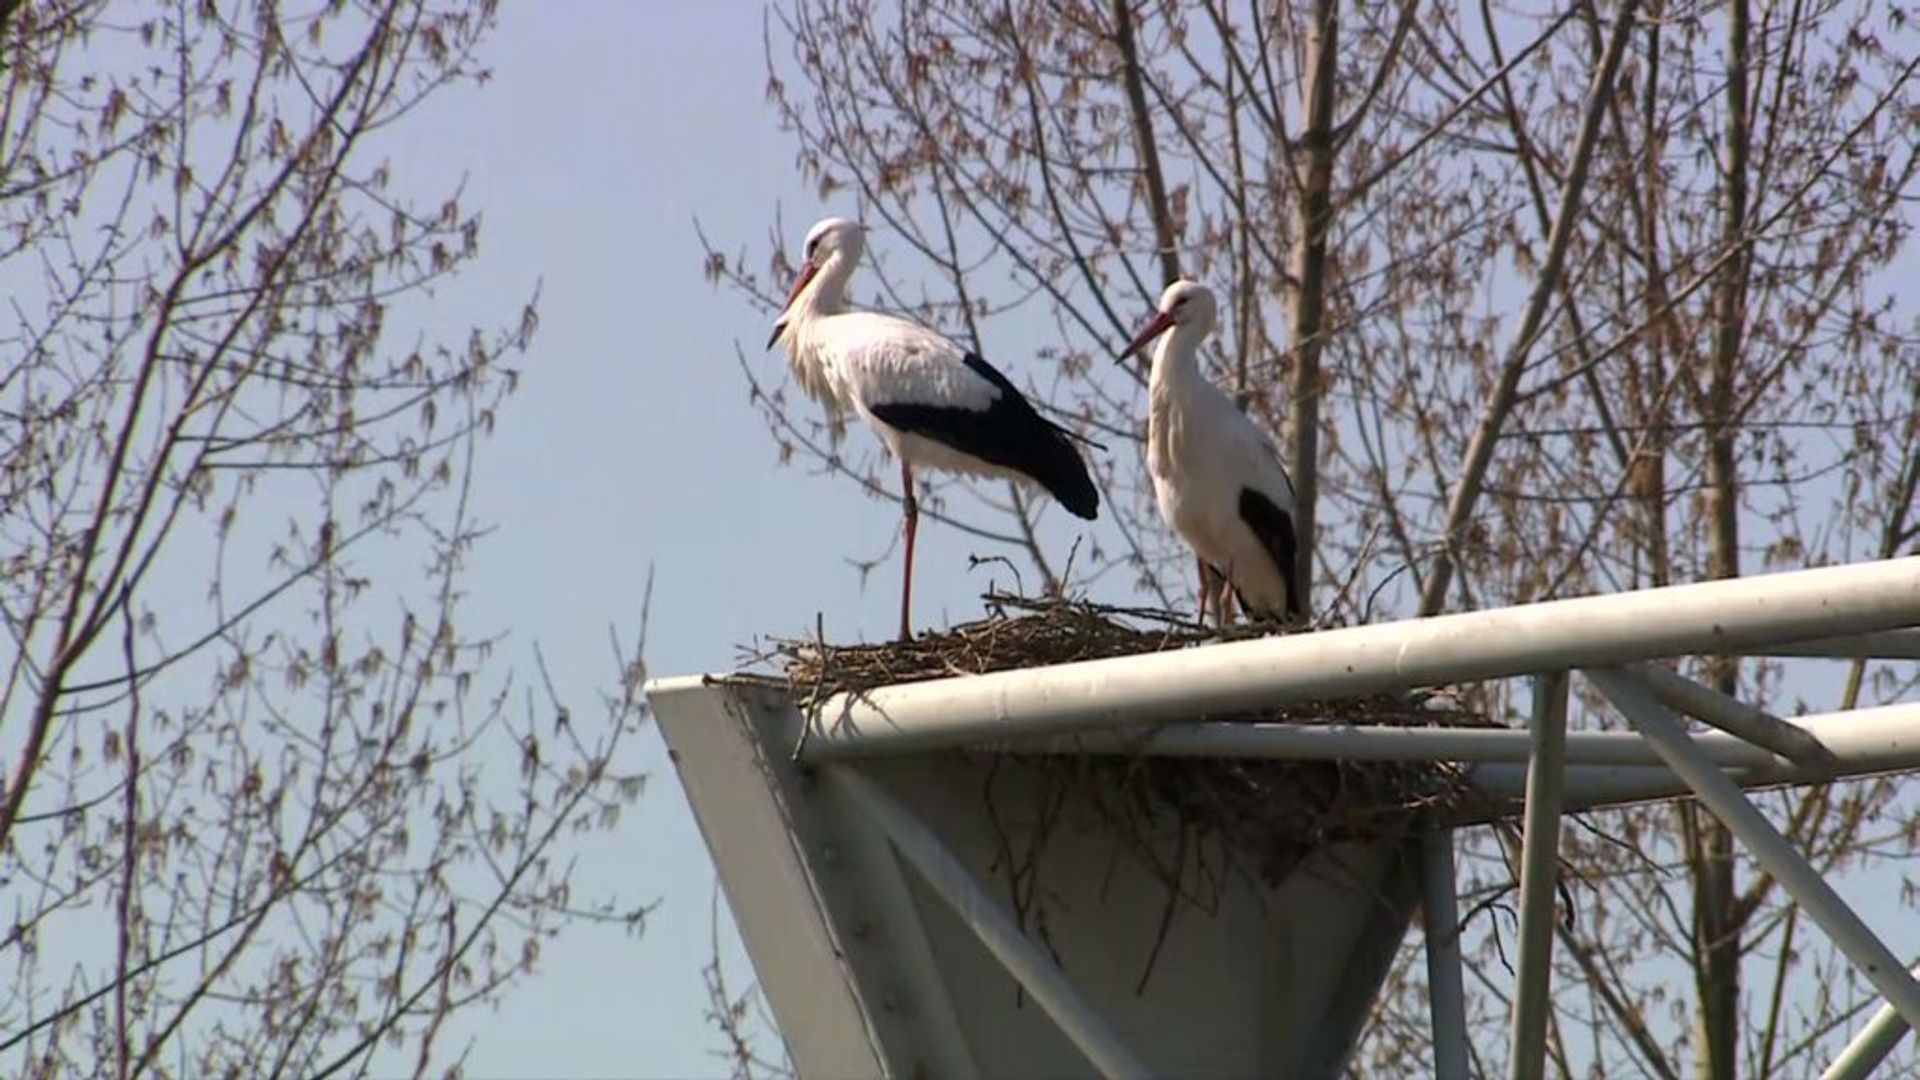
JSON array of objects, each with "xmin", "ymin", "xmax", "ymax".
[
  {"xmin": 802, "ymin": 558, "xmax": 1920, "ymax": 760},
  {"xmin": 1770, "ymin": 628, "xmax": 1920, "ymax": 659}
]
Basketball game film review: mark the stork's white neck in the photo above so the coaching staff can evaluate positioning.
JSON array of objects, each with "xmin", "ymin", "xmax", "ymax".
[
  {"xmin": 1149, "ymin": 320, "xmax": 1212, "ymax": 391},
  {"xmin": 793, "ymin": 247, "xmax": 858, "ymax": 323}
]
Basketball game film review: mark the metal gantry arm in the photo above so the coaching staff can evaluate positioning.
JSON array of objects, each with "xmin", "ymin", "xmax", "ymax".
[{"xmin": 650, "ymin": 558, "xmax": 1920, "ymax": 1080}]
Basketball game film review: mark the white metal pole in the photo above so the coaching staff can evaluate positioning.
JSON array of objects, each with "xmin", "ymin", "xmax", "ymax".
[
  {"xmin": 1466, "ymin": 701, "xmax": 1920, "ymax": 809},
  {"xmin": 1031, "ymin": 723, "xmax": 1781, "ymax": 768},
  {"xmin": 1508, "ymin": 673, "xmax": 1568, "ymax": 1079},
  {"xmin": 1820, "ymin": 982, "xmax": 1918, "ymax": 1080},
  {"xmin": 1769, "ymin": 628, "xmax": 1920, "ymax": 659},
  {"xmin": 1588, "ymin": 667, "xmax": 1920, "ymax": 1030},
  {"xmin": 1471, "ymin": 762, "xmax": 1736, "ymax": 811},
  {"xmin": 1420, "ymin": 830, "xmax": 1471, "ymax": 1080},
  {"xmin": 1026, "ymin": 699, "xmax": 1920, "ymax": 772},
  {"xmin": 802, "ymin": 558, "xmax": 1920, "ymax": 759},
  {"xmin": 835, "ymin": 768, "xmax": 1156, "ymax": 1080}
]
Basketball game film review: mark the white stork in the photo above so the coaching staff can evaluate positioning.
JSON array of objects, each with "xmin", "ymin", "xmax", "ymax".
[
  {"xmin": 1125, "ymin": 280, "xmax": 1303, "ymax": 625},
  {"xmin": 769, "ymin": 217, "xmax": 1100, "ymax": 641}
]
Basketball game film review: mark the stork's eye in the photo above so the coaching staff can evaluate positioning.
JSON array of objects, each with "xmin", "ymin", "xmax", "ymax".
[{"xmin": 805, "ymin": 238, "xmax": 819, "ymax": 258}]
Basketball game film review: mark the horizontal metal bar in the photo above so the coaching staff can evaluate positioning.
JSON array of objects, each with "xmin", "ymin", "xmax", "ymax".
[
  {"xmin": 1470, "ymin": 762, "xmax": 1722, "ymax": 810},
  {"xmin": 1636, "ymin": 663, "xmax": 1836, "ymax": 768},
  {"xmin": 1025, "ymin": 723, "xmax": 1784, "ymax": 768},
  {"xmin": 1766, "ymin": 628, "xmax": 1920, "ymax": 659},
  {"xmin": 1027, "ymin": 697, "xmax": 1920, "ymax": 767},
  {"xmin": 1473, "ymin": 701, "xmax": 1920, "ymax": 804},
  {"xmin": 1589, "ymin": 668, "xmax": 1920, "ymax": 1032},
  {"xmin": 802, "ymin": 558, "xmax": 1920, "ymax": 759},
  {"xmin": 835, "ymin": 768, "xmax": 1155, "ymax": 1080}
]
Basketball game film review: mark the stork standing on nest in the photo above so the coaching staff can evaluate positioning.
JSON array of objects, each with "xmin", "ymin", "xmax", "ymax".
[
  {"xmin": 768, "ymin": 217, "xmax": 1100, "ymax": 642},
  {"xmin": 1125, "ymin": 280, "xmax": 1303, "ymax": 626}
]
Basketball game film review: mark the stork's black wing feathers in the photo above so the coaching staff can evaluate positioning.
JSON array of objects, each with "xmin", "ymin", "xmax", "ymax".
[
  {"xmin": 1236, "ymin": 487, "xmax": 1303, "ymax": 618},
  {"xmin": 867, "ymin": 353, "xmax": 1100, "ymax": 520}
]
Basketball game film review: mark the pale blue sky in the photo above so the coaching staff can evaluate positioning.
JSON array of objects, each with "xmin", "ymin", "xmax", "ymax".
[{"xmin": 384, "ymin": 4, "xmax": 1051, "ymax": 1076}]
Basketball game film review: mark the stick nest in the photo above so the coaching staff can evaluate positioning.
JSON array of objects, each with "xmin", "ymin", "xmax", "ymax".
[{"xmin": 764, "ymin": 594, "xmax": 1503, "ymax": 890}]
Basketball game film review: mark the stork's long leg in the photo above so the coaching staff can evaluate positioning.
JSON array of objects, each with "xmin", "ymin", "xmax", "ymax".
[
  {"xmin": 1217, "ymin": 574, "xmax": 1237, "ymax": 629},
  {"xmin": 1195, "ymin": 556, "xmax": 1212, "ymax": 626},
  {"xmin": 898, "ymin": 459, "xmax": 918, "ymax": 643}
]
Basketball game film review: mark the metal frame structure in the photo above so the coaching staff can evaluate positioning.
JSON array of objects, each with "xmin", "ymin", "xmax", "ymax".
[{"xmin": 648, "ymin": 556, "xmax": 1920, "ymax": 1078}]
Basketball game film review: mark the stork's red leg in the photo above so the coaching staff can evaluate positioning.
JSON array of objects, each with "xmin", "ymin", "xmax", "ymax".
[
  {"xmin": 898, "ymin": 460, "xmax": 918, "ymax": 643},
  {"xmin": 1195, "ymin": 556, "xmax": 1211, "ymax": 626},
  {"xmin": 1217, "ymin": 574, "xmax": 1237, "ymax": 629}
]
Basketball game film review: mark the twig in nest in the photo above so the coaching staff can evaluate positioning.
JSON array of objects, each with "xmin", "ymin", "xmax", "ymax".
[
  {"xmin": 1136, "ymin": 824, "xmax": 1188, "ymax": 995},
  {"xmin": 792, "ymin": 611, "xmax": 829, "ymax": 762},
  {"xmin": 966, "ymin": 552, "xmax": 1027, "ymax": 596}
]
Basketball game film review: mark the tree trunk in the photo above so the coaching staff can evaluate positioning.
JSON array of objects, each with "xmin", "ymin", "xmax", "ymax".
[
  {"xmin": 1286, "ymin": 0, "xmax": 1338, "ymax": 612},
  {"xmin": 1695, "ymin": 2, "xmax": 1750, "ymax": 1077},
  {"xmin": 1111, "ymin": 0, "xmax": 1182, "ymax": 289}
]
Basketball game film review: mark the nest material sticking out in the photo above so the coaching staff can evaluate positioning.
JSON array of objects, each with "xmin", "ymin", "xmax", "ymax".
[
  {"xmin": 777, "ymin": 591, "xmax": 1278, "ymax": 707},
  {"xmin": 770, "ymin": 593, "xmax": 1499, "ymax": 892}
]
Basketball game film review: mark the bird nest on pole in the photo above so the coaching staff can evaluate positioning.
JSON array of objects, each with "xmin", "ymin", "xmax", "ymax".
[{"xmin": 767, "ymin": 594, "xmax": 1501, "ymax": 900}]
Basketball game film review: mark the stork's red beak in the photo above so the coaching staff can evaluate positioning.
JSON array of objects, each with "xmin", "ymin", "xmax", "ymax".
[
  {"xmin": 767, "ymin": 260, "xmax": 821, "ymax": 349},
  {"xmin": 1123, "ymin": 310, "xmax": 1177, "ymax": 358}
]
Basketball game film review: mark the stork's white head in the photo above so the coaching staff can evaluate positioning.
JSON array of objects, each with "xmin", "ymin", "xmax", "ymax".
[
  {"xmin": 1124, "ymin": 279, "xmax": 1217, "ymax": 358},
  {"xmin": 768, "ymin": 217, "xmax": 866, "ymax": 349}
]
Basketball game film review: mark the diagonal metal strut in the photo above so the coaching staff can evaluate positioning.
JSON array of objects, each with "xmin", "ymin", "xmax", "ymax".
[
  {"xmin": 835, "ymin": 767, "xmax": 1156, "ymax": 1080},
  {"xmin": 1587, "ymin": 667, "xmax": 1920, "ymax": 1030},
  {"xmin": 1819, "ymin": 968, "xmax": 1920, "ymax": 1080},
  {"xmin": 1633, "ymin": 662, "xmax": 1836, "ymax": 767}
]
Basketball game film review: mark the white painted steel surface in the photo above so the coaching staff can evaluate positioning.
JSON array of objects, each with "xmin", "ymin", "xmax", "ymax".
[
  {"xmin": 646, "ymin": 678, "xmax": 888, "ymax": 1077},
  {"xmin": 1635, "ymin": 662, "xmax": 1834, "ymax": 765}
]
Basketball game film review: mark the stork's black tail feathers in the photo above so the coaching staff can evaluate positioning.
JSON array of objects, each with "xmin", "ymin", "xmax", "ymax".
[
  {"xmin": 967, "ymin": 353, "xmax": 1099, "ymax": 520},
  {"xmin": 1032, "ymin": 427, "xmax": 1100, "ymax": 520},
  {"xmin": 1238, "ymin": 487, "xmax": 1303, "ymax": 617},
  {"xmin": 866, "ymin": 352, "xmax": 1101, "ymax": 521}
]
